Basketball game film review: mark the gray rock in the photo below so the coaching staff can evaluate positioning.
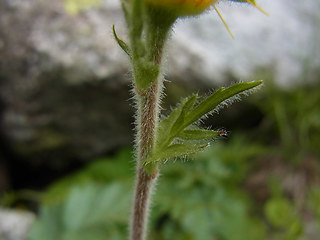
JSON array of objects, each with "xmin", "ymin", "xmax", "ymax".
[
  {"xmin": 0, "ymin": 0, "xmax": 318, "ymax": 165},
  {"xmin": 0, "ymin": 209, "xmax": 35, "ymax": 240},
  {"xmin": 169, "ymin": 0, "xmax": 320, "ymax": 86},
  {"xmin": 0, "ymin": 0, "xmax": 133, "ymax": 165}
]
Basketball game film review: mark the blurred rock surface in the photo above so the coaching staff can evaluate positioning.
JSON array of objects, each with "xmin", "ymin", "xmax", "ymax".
[
  {"xmin": 0, "ymin": 0, "xmax": 319, "ymax": 168},
  {"xmin": 170, "ymin": 0, "xmax": 320, "ymax": 86},
  {"xmin": 0, "ymin": 209, "xmax": 35, "ymax": 240},
  {"xmin": 0, "ymin": 0, "xmax": 133, "ymax": 166}
]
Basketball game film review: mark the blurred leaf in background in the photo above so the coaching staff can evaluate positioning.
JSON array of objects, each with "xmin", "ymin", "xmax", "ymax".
[
  {"xmin": 255, "ymin": 80, "xmax": 320, "ymax": 164},
  {"xmin": 151, "ymin": 136, "xmax": 266, "ymax": 240},
  {"xmin": 42, "ymin": 149, "xmax": 133, "ymax": 205},
  {"xmin": 28, "ymin": 138, "xmax": 268, "ymax": 240},
  {"xmin": 29, "ymin": 183, "xmax": 131, "ymax": 240},
  {"xmin": 265, "ymin": 180, "xmax": 303, "ymax": 240},
  {"xmin": 309, "ymin": 188, "xmax": 320, "ymax": 235}
]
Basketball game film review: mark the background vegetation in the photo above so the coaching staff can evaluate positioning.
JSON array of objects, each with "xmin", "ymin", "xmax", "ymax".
[
  {"xmin": 1, "ymin": 1, "xmax": 319, "ymax": 239},
  {"xmin": 2, "ymin": 77, "xmax": 319, "ymax": 240}
]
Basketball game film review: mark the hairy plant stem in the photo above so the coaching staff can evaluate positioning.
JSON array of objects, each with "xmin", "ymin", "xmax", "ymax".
[
  {"xmin": 128, "ymin": 5, "xmax": 175, "ymax": 239},
  {"xmin": 130, "ymin": 165, "xmax": 158, "ymax": 240},
  {"xmin": 130, "ymin": 80, "xmax": 162, "ymax": 240}
]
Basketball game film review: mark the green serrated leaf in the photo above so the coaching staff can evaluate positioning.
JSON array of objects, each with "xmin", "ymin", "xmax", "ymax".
[
  {"xmin": 156, "ymin": 94, "xmax": 198, "ymax": 150},
  {"xmin": 153, "ymin": 81, "xmax": 262, "ymax": 165},
  {"xmin": 170, "ymin": 95, "xmax": 198, "ymax": 136},
  {"xmin": 177, "ymin": 129, "xmax": 226, "ymax": 140},
  {"xmin": 183, "ymin": 81, "xmax": 263, "ymax": 127},
  {"xmin": 144, "ymin": 143, "xmax": 209, "ymax": 164},
  {"xmin": 112, "ymin": 25, "xmax": 131, "ymax": 58}
]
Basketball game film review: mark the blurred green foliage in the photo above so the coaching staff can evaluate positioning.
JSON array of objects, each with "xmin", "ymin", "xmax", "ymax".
[
  {"xmin": 30, "ymin": 183, "xmax": 130, "ymax": 240},
  {"xmin": 27, "ymin": 81, "xmax": 320, "ymax": 240},
  {"xmin": 42, "ymin": 149, "xmax": 134, "ymax": 205},
  {"xmin": 264, "ymin": 179, "xmax": 303, "ymax": 240},
  {"xmin": 29, "ymin": 138, "xmax": 267, "ymax": 240},
  {"xmin": 310, "ymin": 188, "xmax": 320, "ymax": 231},
  {"xmin": 255, "ymin": 80, "xmax": 320, "ymax": 163},
  {"xmin": 150, "ymin": 136, "xmax": 266, "ymax": 240}
]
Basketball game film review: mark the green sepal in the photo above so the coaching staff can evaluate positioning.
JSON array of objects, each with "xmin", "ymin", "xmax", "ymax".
[
  {"xmin": 134, "ymin": 60, "xmax": 160, "ymax": 90},
  {"xmin": 156, "ymin": 94, "xmax": 198, "ymax": 150},
  {"xmin": 177, "ymin": 129, "xmax": 226, "ymax": 141},
  {"xmin": 143, "ymin": 143, "xmax": 209, "ymax": 165},
  {"xmin": 145, "ymin": 6, "xmax": 177, "ymax": 62},
  {"xmin": 112, "ymin": 25, "xmax": 131, "ymax": 58},
  {"xmin": 121, "ymin": 1, "xmax": 130, "ymax": 27},
  {"xmin": 183, "ymin": 81, "xmax": 263, "ymax": 127},
  {"xmin": 130, "ymin": 0, "xmax": 144, "ymax": 40},
  {"xmin": 135, "ymin": 40, "xmax": 146, "ymax": 58}
]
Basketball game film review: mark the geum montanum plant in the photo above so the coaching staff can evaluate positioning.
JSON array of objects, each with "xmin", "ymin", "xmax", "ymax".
[{"xmin": 113, "ymin": 0, "xmax": 267, "ymax": 239}]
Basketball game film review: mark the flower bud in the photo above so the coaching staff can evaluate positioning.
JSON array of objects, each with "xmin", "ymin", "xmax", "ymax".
[{"xmin": 146, "ymin": 0, "xmax": 218, "ymax": 17}]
